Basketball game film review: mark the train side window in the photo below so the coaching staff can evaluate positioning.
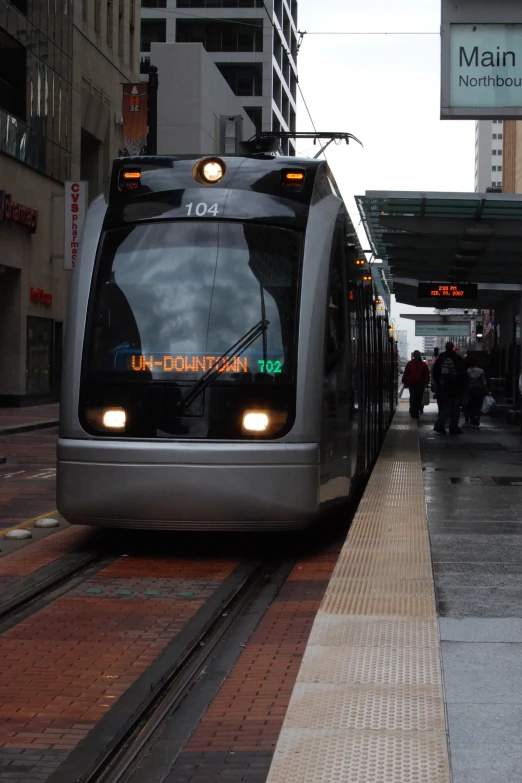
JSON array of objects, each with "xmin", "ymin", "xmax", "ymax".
[{"xmin": 325, "ymin": 233, "xmax": 345, "ymax": 371}]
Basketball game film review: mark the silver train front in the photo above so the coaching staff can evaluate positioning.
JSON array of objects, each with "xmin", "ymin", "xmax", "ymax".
[{"xmin": 57, "ymin": 185, "xmax": 354, "ymax": 530}]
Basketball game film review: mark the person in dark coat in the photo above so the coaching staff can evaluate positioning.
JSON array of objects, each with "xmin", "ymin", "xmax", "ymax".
[
  {"xmin": 432, "ymin": 342, "xmax": 467, "ymax": 434},
  {"xmin": 466, "ymin": 358, "xmax": 488, "ymax": 428},
  {"xmin": 402, "ymin": 350, "xmax": 430, "ymax": 419}
]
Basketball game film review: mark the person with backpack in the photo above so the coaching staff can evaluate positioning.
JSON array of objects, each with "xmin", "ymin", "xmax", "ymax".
[
  {"xmin": 432, "ymin": 342, "xmax": 467, "ymax": 434},
  {"xmin": 465, "ymin": 357, "xmax": 488, "ymax": 428},
  {"xmin": 402, "ymin": 351, "xmax": 430, "ymax": 419}
]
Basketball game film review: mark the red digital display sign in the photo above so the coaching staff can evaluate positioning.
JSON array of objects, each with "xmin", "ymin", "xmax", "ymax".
[{"xmin": 418, "ymin": 283, "xmax": 478, "ymax": 299}]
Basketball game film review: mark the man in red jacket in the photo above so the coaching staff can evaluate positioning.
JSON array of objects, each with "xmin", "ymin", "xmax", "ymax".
[{"xmin": 402, "ymin": 351, "xmax": 430, "ymax": 419}]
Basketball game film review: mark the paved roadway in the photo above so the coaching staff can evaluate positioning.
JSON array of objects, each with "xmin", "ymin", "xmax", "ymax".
[{"xmin": 0, "ymin": 427, "xmax": 58, "ymax": 531}]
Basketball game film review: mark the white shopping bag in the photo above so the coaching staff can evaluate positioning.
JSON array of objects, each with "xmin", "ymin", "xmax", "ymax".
[{"xmin": 481, "ymin": 394, "xmax": 496, "ymax": 414}]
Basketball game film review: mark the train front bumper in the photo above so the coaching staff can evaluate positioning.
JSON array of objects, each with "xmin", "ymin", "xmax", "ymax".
[{"xmin": 57, "ymin": 439, "xmax": 320, "ymax": 530}]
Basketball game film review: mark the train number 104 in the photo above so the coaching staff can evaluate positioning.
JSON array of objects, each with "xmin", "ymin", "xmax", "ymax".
[{"xmin": 184, "ymin": 202, "xmax": 220, "ymax": 216}]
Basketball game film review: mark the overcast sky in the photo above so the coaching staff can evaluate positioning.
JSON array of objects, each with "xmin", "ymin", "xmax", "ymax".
[{"xmin": 295, "ymin": 0, "xmax": 476, "ymax": 351}]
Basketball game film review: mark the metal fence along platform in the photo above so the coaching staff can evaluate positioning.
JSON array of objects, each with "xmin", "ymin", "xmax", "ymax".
[{"xmin": 266, "ymin": 410, "xmax": 451, "ymax": 783}]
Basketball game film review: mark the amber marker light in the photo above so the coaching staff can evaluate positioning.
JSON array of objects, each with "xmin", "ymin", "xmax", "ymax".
[
  {"xmin": 120, "ymin": 169, "xmax": 141, "ymax": 190},
  {"xmin": 281, "ymin": 170, "xmax": 306, "ymax": 189},
  {"xmin": 243, "ymin": 411, "xmax": 270, "ymax": 432}
]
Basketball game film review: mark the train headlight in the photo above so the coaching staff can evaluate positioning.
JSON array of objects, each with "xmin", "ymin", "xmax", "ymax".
[
  {"xmin": 243, "ymin": 412, "xmax": 269, "ymax": 432},
  {"xmin": 86, "ymin": 407, "xmax": 126, "ymax": 432},
  {"xmin": 102, "ymin": 409, "xmax": 126, "ymax": 429},
  {"xmin": 194, "ymin": 157, "xmax": 226, "ymax": 184}
]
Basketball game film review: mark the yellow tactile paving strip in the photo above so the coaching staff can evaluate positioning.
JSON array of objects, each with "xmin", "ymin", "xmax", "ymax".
[{"xmin": 266, "ymin": 410, "xmax": 450, "ymax": 783}]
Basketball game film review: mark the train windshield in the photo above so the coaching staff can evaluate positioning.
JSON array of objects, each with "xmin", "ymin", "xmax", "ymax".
[{"xmin": 86, "ymin": 221, "xmax": 301, "ymax": 383}]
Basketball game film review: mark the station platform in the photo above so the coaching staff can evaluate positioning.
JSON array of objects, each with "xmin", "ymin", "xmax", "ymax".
[{"xmin": 266, "ymin": 401, "xmax": 522, "ymax": 783}]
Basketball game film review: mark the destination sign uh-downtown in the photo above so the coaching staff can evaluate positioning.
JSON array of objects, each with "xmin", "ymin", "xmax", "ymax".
[{"xmin": 441, "ymin": 9, "xmax": 522, "ymax": 119}]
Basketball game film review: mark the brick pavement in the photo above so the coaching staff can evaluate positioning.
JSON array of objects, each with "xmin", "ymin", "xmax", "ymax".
[
  {"xmin": 0, "ymin": 526, "xmax": 96, "ymax": 589},
  {"xmin": 0, "ymin": 428, "xmax": 58, "ymax": 530},
  {"xmin": 164, "ymin": 546, "xmax": 340, "ymax": 782},
  {"xmin": 0, "ymin": 553, "xmax": 238, "ymax": 781}
]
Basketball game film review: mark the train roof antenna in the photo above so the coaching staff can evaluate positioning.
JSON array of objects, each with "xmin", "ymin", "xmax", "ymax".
[{"xmin": 245, "ymin": 131, "xmax": 363, "ymax": 156}]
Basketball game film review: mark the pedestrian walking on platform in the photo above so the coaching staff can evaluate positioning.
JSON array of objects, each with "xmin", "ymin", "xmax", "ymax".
[
  {"xmin": 466, "ymin": 358, "xmax": 488, "ymax": 428},
  {"xmin": 432, "ymin": 342, "xmax": 467, "ymax": 434},
  {"xmin": 402, "ymin": 350, "xmax": 430, "ymax": 420}
]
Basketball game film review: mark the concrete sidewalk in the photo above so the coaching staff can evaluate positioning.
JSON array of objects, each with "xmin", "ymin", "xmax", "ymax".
[
  {"xmin": 0, "ymin": 404, "xmax": 59, "ymax": 436},
  {"xmin": 419, "ymin": 401, "xmax": 522, "ymax": 783}
]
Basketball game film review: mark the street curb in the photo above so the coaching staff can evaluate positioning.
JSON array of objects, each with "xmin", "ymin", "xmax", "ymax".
[{"xmin": 0, "ymin": 419, "xmax": 59, "ymax": 437}]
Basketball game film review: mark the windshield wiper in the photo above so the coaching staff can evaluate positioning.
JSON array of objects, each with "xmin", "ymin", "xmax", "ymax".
[{"xmin": 182, "ymin": 318, "xmax": 270, "ymax": 410}]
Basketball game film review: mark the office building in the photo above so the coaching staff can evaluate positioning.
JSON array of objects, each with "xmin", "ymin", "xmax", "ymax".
[
  {"xmin": 475, "ymin": 120, "xmax": 504, "ymax": 192},
  {"xmin": 502, "ymin": 120, "xmax": 522, "ymax": 194},
  {"xmin": 151, "ymin": 42, "xmax": 255, "ymax": 154},
  {"xmin": 0, "ymin": 1, "xmax": 140, "ymax": 405},
  {"xmin": 140, "ymin": 0, "xmax": 298, "ymax": 154}
]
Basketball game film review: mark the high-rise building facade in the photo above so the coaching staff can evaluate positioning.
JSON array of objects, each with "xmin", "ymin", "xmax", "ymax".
[
  {"xmin": 140, "ymin": 0, "xmax": 298, "ymax": 155},
  {"xmin": 475, "ymin": 120, "xmax": 504, "ymax": 192},
  {"xmin": 502, "ymin": 120, "xmax": 522, "ymax": 194},
  {"xmin": 0, "ymin": 1, "xmax": 140, "ymax": 406}
]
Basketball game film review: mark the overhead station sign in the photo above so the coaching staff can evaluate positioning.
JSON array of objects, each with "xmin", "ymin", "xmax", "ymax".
[
  {"xmin": 415, "ymin": 323, "xmax": 471, "ymax": 338},
  {"xmin": 417, "ymin": 283, "xmax": 478, "ymax": 300},
  {"xmin": 441, "ymin": 0, "xmax": 522, "ymax": 119}
]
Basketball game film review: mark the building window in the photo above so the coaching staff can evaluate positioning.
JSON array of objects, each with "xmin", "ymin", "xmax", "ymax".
[
  {"xmin": 177, "ymin": 0, "xmax": 264, "ymax": 6},
  {"xmin": 130, "ymin": 0, "xmax": 136, "ymax": 69},
  {"xmin": 141, "ymin": 18, "xmax": 166, "ymax": 51},
  {"xmin": 119, "ymin": 0, "xmax": 125, "ymax": 59},
  {"xmin": 142, "ymin": 0, "xmax": 167, "ymax": 6},
  {"xmin": 0, "ymin": 29, "xmax": 27, "ymax": 122},
  {"xmin": 7, "ymin": 0, "xmax": 28, "ymax": 14},
  {"xmin": 492, "ymin": 166, "xmax": 497, "ymax": 171},
  {"xmin": 217, "ymin": 63, "xmax": 263, "ymax": 95},
  {"xmin": 499, "ymin": 133, "xmax": 503, "ymax": 139},
  {"xmin": 107, "ymin": 0, "xmax": 114, "ymax": 46},
  {"xmin": 498, "ymin": 166, "xmax": 502, "ymax": 172},
  {"xmin": 492, "ymin": 150, "xmax": 497, "ymax": 155},
  {"xmin": 176, "ymin": 19, "xmax": 263, "ymax": 52},
  {"xmin": 94, "ymin": 0, "xmax": 101, "ymax": 33},
  {"xmin": 492, "ymin": 134, "xmax": 497, "ymax": 139},
  {"xmin": 497, "ymin": 149, "xmax": 502, "ymax": 156}
]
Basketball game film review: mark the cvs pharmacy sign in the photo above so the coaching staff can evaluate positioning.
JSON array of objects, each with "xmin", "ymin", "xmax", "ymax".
[{"xmin": 64, "ymin": 181, "xmax": 87, "ymax": 270}]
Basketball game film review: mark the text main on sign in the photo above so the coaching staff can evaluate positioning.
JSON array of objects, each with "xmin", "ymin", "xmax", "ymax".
[
  {"xmin": 417, "ymin": 283, "xmax": 478, "ymax": 300},
  {"xmin": 449, "ymin": 24, "xmax": 522, "ymax": 109}
]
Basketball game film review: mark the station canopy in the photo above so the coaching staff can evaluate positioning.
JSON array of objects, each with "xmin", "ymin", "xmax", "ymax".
[{"xmin": 356, "ymin": 191, "xmax": 522, "ymax": 308}]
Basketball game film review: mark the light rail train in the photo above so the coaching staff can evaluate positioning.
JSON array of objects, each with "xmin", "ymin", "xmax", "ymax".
[{"xmin": 57, "ymin": 152, "xmax": 398, "ymax": 530}]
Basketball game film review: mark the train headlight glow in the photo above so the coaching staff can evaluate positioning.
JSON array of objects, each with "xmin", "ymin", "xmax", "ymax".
[
  {"xmin": 194, "ymin": 157, "xmax": 226, "ymax": 184},
  {"xmin": 202, "ymin": 161, "xmax": 224, "ymax": 182},
  {"xmin": 86, "ymin": 407, "xmax": 126, "ymax": 432},
  {"xmin": 243, "ymin": 412, "xmax": 269, "ymax": 432},
  {"xmin": 102, "ymin": 409, "xmax": 126, "ymax": 429}
]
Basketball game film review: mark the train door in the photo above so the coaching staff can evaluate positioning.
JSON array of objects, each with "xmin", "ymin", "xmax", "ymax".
[
  {"xmin": 319, "ymin": 217, "xmax": 353, "ymax": 509},
  {"xmin": 354, "ymin": 282, "xmax": 372, "ymax": 475},
  {"xmin": 347, "ymin": 282, "xmax": 359, "ymax": 481}
]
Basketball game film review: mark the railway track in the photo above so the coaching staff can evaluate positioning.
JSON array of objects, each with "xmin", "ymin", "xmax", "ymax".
[
  {"xmin": 0, "ymin": 539, "xmax": 116, "ymax": 634},
  {"xmin": 44, "ymin": 555, "xmax": 295, "ymax": 783}
]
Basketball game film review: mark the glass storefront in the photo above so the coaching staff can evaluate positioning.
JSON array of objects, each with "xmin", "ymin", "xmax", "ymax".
[{"xmin": 26, "ymin": 315, "xmax": 52, "ymax": 394}]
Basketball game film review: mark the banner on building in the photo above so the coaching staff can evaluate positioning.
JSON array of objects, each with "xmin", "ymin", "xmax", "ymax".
[
  {"xmin": 64, "ymin": 182, "xmax": 88, "ymax": 270},
  {"xmin": 122, "ymin": 83, "xmax": 148, "ymax": 156}
]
